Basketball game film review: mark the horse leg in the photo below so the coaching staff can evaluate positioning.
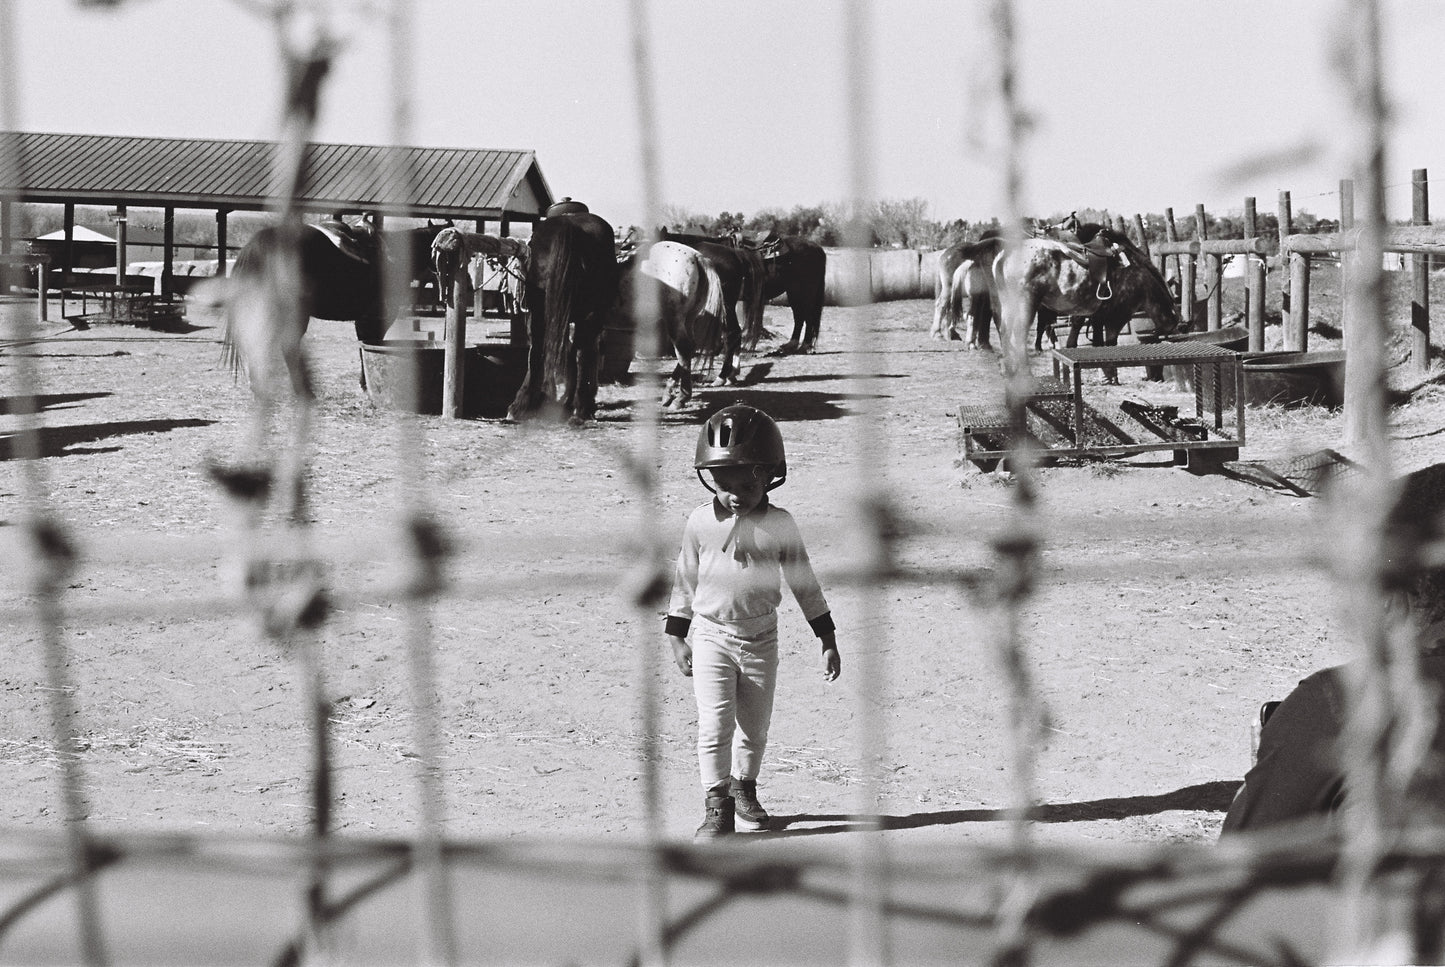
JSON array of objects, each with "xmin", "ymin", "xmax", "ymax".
[
  {"xmin": 1034, "ymin": 308, "xmax": 1058, "ymax": 352},
  {"xmin": 571, "ymin": 324, "xmax": 602, "ymax": 423},
  {"xmin": 715, "ymin": 305, "xmax": 741, "ymax": 383},
  {"xmin": 1065, "ymin": 315, "xmax": 1085, "ymax": 349},
  {"xmin": 507, "ymin": 292, "xmax": 548, "ymax": 421},
  {"xmin": 801, "ymin": 288, "xmax": 823, "ymax": 353},
  {"xmin": 664, "ymin": 356, "xmax": 692, "ymax": 410}
]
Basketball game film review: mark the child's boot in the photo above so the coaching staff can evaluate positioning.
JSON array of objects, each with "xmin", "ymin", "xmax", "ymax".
[
  {"xmin": 695, "ymin": 780, "xmax": 735, "ymax": 840},
  {"xmin": 730, "ymin": 777, "xmax": 770, "ymax": 831}
]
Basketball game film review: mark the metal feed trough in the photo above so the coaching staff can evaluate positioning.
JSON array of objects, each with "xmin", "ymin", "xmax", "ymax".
[{"xmin": 960, "ymin": 343, "xmax": 1245, "ymax": 471}]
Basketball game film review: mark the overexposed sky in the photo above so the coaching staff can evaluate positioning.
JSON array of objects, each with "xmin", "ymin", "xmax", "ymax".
[{"xmin": 8, "ymin": 0, "xmax": 1444, "ymax": 228}]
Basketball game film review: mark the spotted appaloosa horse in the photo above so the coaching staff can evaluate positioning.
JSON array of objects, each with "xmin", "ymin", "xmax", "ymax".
[
  {"xmin": 608, "ymin": 240, "xmax": 728, "ymax": 410},
  {"xmin": 507, "ymin": 211, "xmax": 620, "ymax": 424},
  {"xmin": 989, "ymin": 230, "xmax": 1184, "ymax": 379}
]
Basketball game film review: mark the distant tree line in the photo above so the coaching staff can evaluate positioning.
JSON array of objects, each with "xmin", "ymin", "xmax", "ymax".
[{"xmin": 649, "ymin": 198, "xmax": 1345, "ymax": 250}]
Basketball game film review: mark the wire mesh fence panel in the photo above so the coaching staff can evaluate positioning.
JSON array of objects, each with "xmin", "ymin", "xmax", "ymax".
[{"xmin": 4, "ymin": 1, "xmax": 1445, "ymax": 965}]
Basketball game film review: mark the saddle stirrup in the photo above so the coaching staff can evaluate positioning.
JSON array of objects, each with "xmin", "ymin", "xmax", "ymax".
[{"xmin": 1096, "ymin": 279, "xmax": 1113, "ymax": 301}]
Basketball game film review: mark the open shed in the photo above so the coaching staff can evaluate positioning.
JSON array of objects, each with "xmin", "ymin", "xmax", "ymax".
[{"xmin": 0, "ymin": 131, "xmax": 559, "ymax": 296}]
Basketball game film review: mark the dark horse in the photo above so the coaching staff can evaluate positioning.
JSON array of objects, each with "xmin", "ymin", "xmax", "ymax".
[
  {"xmin": 223, "ymin": 218, "xmax": 450, "ymax": 399},
  {"xmin": 508, "ymin": 211, "xmax": 620, "ymax": 423},
  {"xmin": 749, "ymin": 236, "xmax": 827, "ymax": 353},
  {"xmin": 989, "ymin": 229, "xmax": 1184, "ymax": 376}
]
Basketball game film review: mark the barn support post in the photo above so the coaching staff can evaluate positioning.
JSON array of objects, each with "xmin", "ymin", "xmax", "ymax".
[
  {"xmin": 36, "ymin": 256, "xmax": 46, "ymax": 321},
  {"xmin": 216, "ymin": 209, "xmax": 229, "ymax": 278},
  {"xmin": 1244, "ymin": 197, "xmax": 1266, "ymax": 351},
  {"xmin": 442, "ymin": 272, "xmax": 467, "ymax": 418},
  {"xmin": 1195, "ymin": 204, "xmax": 1220, "ymax": 330},
  {"xmin": 113, "ymin": 205, "xmax": 128, "ymax": 286},
  {"xmin": 62, "ymin": 204, "xmax": 74, "ymax": 277},
  {"xmin": 1, "ymin": 198, "xmax": 10, "ymax": 255},
  {"xmin": 1412, "ymin": 168, "xmax": 1431, "ymax": 372},
  {"xmin": 162, "ymin": 206, "xmax": 175, "ymax": 298}
]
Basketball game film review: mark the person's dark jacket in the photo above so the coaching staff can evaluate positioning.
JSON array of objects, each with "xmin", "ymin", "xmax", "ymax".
[{"xmin": 1221, "ymin": 654, "xmax": 1445, "ymax": 835}]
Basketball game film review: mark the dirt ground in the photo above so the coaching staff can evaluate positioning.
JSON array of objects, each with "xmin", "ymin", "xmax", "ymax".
[{"xmin": 2, "ymin": 288, "xmax": 1444, "ymax": 856}]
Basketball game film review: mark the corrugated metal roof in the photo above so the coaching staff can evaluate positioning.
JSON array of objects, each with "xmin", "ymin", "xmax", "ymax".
[{"xmin": 0, "ymin": 132, "xmax": 555, "ymax": 220}]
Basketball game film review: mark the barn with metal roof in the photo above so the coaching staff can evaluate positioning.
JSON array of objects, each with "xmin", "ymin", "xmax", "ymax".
[{"xmin": 0, "ymin": 131, "xmax": 558, "ymax": 293}]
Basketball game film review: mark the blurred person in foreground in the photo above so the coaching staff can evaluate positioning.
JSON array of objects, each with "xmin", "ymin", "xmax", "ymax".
[{"xmin": 1220, "ymin": 463, "xmax": 1445, "ymax": 835}]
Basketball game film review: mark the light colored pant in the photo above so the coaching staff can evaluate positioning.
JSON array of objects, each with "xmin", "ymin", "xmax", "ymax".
[{"xmin": 690, "ymin": 614, "xmax": 779, "ymax": 789}]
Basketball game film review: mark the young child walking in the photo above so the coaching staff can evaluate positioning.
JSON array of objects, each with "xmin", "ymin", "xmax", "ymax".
[{"xmin": 664, "ymin": 404, "xmax": 841, "ymax": 838}]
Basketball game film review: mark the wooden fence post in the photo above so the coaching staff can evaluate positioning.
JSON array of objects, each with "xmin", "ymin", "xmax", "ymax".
[
  {"xmin": 1131, "ymin": 213, "xmax": 1149, "ymax": 259},
  {"xmin": 1244, "ymin": 197, "xmax": 1266, "ymax": 351},
  {"xmin": 1196, "ymin": 204, "xmax": 1221, "ymax": 330},
  {"xmin": 1412, "ymin": 167, "xmax": 1431, "ymax": 372},
  {"xmin": 1168, "ymin": 207, "xmax": 1193, "ymax": 325},
  {"xmin": 1340, "ymin": 178, "xmax": 1355, "ymax": 333},
  {"xmin": 1278, "ymin": 190, "xmax": 1293, "ymax": 335},
  {"xmin": 1288, "ymin": 251, "xmax": 1310, "ymax": 351}
]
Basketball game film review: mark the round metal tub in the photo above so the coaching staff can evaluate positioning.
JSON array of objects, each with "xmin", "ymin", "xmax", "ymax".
[
  {"xmin": 359, "ymin": 342, "xmax": 527, "ymax": 418},
  {"xmin": 1156, "ymin": 325, "xmax": 1249, "ymax": 381},
  {"xmin": 1196, "ymin": 351, "xmax": 1295, "ymax": 411},
  {"xmin": 1163, "ymin": 324, "xmax": 1250, "ymax": 352},
  {"xmin": 1241, "ymin": 350, "xmax": 1346, "ymax": 408}
]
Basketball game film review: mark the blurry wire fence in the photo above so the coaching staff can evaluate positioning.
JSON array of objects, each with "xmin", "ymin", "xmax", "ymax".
[{"xmin": 0, "ymin": 0, "xmax": 1438, "ymax": 965}]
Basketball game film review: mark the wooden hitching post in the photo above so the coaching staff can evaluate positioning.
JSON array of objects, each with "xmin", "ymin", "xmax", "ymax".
[{"xmin": 442, "ymin": 272, "xmax": 467, "ymax": 418}]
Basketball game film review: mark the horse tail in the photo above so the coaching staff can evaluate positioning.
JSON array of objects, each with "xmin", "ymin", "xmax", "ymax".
[
  {"xmin": 697, "ymin": 258, "xmax": 727, "ymax": 356},
  {"xmin": 220, "ymin": 238, "xmax": 263, "ymax": 381},
  {"xmin": 740, "ymin": 250, "xmax": 766, "ymax": 350},
  {"xmin": 539, "ymin": 226, "xmax": 581, "ymax": 399}
]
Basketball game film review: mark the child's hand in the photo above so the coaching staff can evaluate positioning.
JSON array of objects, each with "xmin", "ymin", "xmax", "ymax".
[
  {"xmin": 822, "ymin": 647, "xmax": 840, "ymax": 681},
  {"xmin": 669, "ymin": 636, "xmax": 693, "ymax": 677},
  {"xmin": 820, "ymin": 634, "xmax": 841, "ymax": 682}
]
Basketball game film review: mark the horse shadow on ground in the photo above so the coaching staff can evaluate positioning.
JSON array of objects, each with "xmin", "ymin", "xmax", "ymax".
[
  {"xmin": 744, "ymin": 371, "xmax": 908, "ymax": 386},
  {"xmin": 0, "ymin": 418, "xmax": 215, "ymax": 460},
  {"xmin": 0, "ymin": 392, "xmax": 112, "ymax": 415},
  {"xmin": 692, "ymin": 386, "xmax": 886, "ymax": 423},
  {"xmin": 753, "ymin": 780, "xmax": 1242, "ymax": 839}
]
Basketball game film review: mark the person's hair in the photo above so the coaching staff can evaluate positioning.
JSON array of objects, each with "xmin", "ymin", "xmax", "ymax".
[{"xmin": 1387, "ymin": 464, "xmax": 1445, "ymax": 627}]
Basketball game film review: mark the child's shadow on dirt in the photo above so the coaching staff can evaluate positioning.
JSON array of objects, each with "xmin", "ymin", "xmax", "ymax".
[{"xmin": 755, "ymin": 780, "xmax": 1241, "ymax": 838}]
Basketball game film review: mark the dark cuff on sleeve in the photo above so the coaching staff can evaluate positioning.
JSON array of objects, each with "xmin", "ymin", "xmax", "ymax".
[
  {"xmin": 664, "ymin": 614, "xmax": 692, "ymax": 638},
  {"xmin": 808, "ymin": 612, "xmax": 836, "ymax": 638}
]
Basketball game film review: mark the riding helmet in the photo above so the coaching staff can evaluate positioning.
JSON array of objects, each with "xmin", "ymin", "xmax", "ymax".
[{"xmin": 695, "ymin": 404, "xmax": 787, "ymax": 490}]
